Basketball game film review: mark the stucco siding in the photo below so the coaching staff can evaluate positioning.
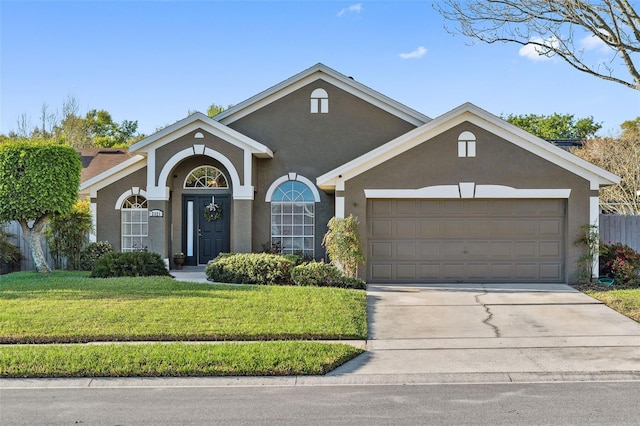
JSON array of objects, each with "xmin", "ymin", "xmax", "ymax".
[
  {"xmin": 344, "ymin": 122, "xmax": 592, "ymax": 282},
  {"xmin": 230, "ymin": 80, "xmax": 418, "ymax": 257},
  {"xmin": 95, "ymin": 167, "xmax": 148, "ymax": 251}
]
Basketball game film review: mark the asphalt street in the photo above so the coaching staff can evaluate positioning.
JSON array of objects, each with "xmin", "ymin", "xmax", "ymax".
[{"xmin": 2, "ymin": 381, "xmax": 640, "ymax": 425}]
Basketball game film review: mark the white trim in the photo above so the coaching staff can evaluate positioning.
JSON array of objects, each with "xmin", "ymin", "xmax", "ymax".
[
  {"xmin": 590, "ymin": 196, "xmax": 600, "ymax": 279},
  {"xmin": 114, "ymin": 188, "xmax": 148, "ymax": 210},
  {"xmin": 317, "ymin": 102, "xmax": 619, "ymax": 191},
  {"xmin": 264, "ymin": 174, "xmax": 321, "ymax": 202},
  {"xmin": 364, "ymin": 184, "xmax": 571, "ymax": 199},
  {"xmin": 153, "ymin": 146, "xmax": 249, "ymax": 201},
  {"xmin": 129, "ymin": 113, "xmax": 273, "ymax": 158},
  {"xmin": 216, "ymin": 63, "xmax": 430, "ymax": 126},
  {"xmin": 335, "ymin": 197, "xmax": 345, "ymax": 218},
  {"xmin": 89, "ymin": 203, "xmax": 97, "ymax": 243}
]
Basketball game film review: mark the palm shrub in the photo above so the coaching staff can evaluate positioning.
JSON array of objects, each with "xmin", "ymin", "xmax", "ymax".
[{"xmin": 322, "ymin": 215, "xmax": 365, "ymax": 278}]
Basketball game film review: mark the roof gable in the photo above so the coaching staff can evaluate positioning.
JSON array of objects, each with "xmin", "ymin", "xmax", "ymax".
[
  {"xmin": 317, "ymin": 102, "xmax": 620, "ymax": 191},
  {"xmin": 129, "ymin": 112, "xmax": 273, "ymax": 158},
  {"xmin": 215, "ymin": 63, "xmax": 431, "ymax": 127}
]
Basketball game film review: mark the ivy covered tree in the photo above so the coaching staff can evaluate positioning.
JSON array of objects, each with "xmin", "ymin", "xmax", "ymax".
[{"xmin": 0, "ymin": 139, "xmax": 82, "ymax": 273}]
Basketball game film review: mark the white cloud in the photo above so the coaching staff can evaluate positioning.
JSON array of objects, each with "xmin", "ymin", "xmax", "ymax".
[
  {"xmin": 338, "ymin": 3, "xmax": 362, "ymax": 17},
  {"xmin": 399, "ymin": 46, "xmax": 427, "ymax": 59},
  {"xmin": 580, "ymin": 34, "xmax": 613, "ymax": 54},
  {"xmin": 519, "ymin": 36, "xmax": 559, "ymax": 61}
]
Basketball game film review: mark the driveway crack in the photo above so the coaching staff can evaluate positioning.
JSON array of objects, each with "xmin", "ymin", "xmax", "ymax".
[{"xmin": 475, "ymin": 289, "xmax": 501, "ymax": 338}]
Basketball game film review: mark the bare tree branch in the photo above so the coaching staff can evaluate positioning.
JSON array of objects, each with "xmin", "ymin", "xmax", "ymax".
[{"xmin": 436, "ymin": 0, "xmax": 640, "ymax": 90}]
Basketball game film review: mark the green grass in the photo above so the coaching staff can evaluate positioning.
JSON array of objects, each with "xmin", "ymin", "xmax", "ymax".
[
  {"xmin": 583, "ymin": 287, "xmax": 640, "ymax": 322},
  {"xmin": 0, "ymin": 271, "xmax": 367, "ymax": 343},
  {"xmin": 0, "ymin": 271, "xmax": 367, "ymax": 377},
  {"xmin": 0, "ymin": 342, "xmax": 363, "ymax": 378}
]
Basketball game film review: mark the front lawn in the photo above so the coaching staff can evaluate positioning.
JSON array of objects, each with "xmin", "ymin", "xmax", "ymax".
[
  {"xmin": 581, "ymin": 286, "xmax": 640, "ymax": 322},
  {"xmin": 1, "ymin": 342, "xmax": 362, "ymax": 378},
  {"xmin": 0, "ymin": 271, "xmax": 367, "ymax": 377},
  {"xmin": 0, "ymin": 271, "xmax": 367, "ymax": 343}
]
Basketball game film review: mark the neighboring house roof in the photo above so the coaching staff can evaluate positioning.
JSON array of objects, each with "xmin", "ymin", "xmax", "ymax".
[
  {"xmin": 546, "ymin": 139, "xmax": 584, "ymax": 151},
  {"xmin": 215, "ymin": 63, "xmax": 431, "ymax": 127},
  {"xmin": 317, "ymin": 102, "xmax": 620, "ymax": 191},
  {"xmin": 78, "ymin": 148, "xmax": 134, "ymax": 183},
  {"xmin": 128, "ymin": 112, "xmax": 273, "ymax": 158},
  {"xmin": 79, "ymin": 154, "xmax": 147, "ymax": 198}
]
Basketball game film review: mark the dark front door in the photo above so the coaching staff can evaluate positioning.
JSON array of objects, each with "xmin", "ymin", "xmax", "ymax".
[{"xmin": 183, "ymin": 194, "xmax": 230, "ymax": 265}]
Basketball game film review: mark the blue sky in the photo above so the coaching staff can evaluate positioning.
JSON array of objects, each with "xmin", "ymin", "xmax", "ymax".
[{"xmin": 1, "ymin": 1, "xmax": 638, "ymax": 137}]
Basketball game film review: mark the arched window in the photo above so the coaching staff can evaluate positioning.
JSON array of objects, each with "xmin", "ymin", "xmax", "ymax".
[
  {"xmin": 121, "ymin": 194, "xmax": 148, "ymax": 252},
  {"xmin": 310, "ymin": 88, "xmax": 328, "ymax": 114},
  {"xmin": 184, "ymin": 165, "xmax": 228, "ymax": 189},
  {"xmin": 270, "ymin": 180, "xmax": 315, "ymax": 257},
  {"xmin": 458, "ymin": 131, "xmax": 476, "ymax": 158}
]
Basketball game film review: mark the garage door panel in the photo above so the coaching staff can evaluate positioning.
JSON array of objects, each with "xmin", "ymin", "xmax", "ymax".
[
  {"xmin": 368, "ymin": 199, "xmax": 565, "ymax": 283},
  {"xmin": 395, "ymin": 242, "xmax": 416, "ymax": 259},
  {"xmin": 370, "ymin": 241, "xmax": 392, "ymax": 259},
  {"xmin": 540, "ymin": 263, "xmax": 562, "ymax": 280},
  {"xmin": 396, "ymin": 220, "xmax": 416, "ymax": 236}
]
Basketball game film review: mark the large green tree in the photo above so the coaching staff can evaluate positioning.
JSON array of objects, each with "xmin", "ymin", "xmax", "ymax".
[
  {"xmin": 437, "ymin": 0, "xmax": 640, "ymax": 90},
  {"xmin": 0, "ymin": 139, "xmax": 82, "ymax": 272},
  {"xmin": 503, "ymin": 113, "xmax": 602, "ymax": 139}
]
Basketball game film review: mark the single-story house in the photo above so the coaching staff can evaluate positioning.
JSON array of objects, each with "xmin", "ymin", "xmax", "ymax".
[{"xmin": 79, "ymin": 63, "xmax": 619, "ymax": 284}]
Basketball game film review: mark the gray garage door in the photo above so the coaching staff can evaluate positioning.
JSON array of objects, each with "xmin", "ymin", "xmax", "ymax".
[{"xmin": 368, "ymin": 199, "xmax": 565, "ymax": 283}]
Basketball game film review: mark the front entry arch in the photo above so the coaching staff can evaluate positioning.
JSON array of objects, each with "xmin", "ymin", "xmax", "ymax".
[{"xmin": 182, "ymin": 194, "xmax": 230, "ymax": 265}]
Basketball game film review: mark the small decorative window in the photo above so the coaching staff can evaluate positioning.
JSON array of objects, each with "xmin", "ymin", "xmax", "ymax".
[
  {"xmin": 270, "ymin": 180, "xmax": 315, "ymax": 257},
  {"xmin": 184, "ymin": 166, "xmax": 228, "ymax": 189},
  {"xmin": 121, "ymin": 195, "xmax": 148, "ymax": 252},
  {"xmin": 458, "ymin": 131, "xmax": 476, "ymax": 158},
  {"xmin": 310, "ymin": 88, "xmax": 329, "ymax": 114}
]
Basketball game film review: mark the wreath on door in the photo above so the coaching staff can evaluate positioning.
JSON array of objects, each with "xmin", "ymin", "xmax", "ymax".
[{"xmin": 204, "ymin": 202, "xmax": 222, "ymax": 222}]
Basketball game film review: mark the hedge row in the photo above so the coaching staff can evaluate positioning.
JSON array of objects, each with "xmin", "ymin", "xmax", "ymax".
[{"xmin": 205, "ymin": 253, "xmax": 365, "ymax": 289}]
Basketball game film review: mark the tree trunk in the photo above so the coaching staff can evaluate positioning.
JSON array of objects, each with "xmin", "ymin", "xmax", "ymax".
[{"xmin": 20, "ymin": 217, "xmax": 51, "ymax": 273}]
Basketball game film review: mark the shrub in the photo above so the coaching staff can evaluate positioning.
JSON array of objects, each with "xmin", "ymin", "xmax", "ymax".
[
  {"xmin": 291, "ymin": 262, "xmax": 366, "ymax": 289},
  {"xmin": 599, "ymin": 242, "xmax": 640, "ymax": 286},
  {"xmin": 90, "ymin": 251, "xmax": 170, "ymax": 278},
  {"xmin": 0, "ymin": 227, "xmax": 21, "ymax": 274},
  {"xmin": 79, "ymin": 241, "xmax": 114, "ymax": 271},
  {"xmin": 205, "ymin": 253, "xmax": 296, "ymax": 285},
  {"xmin": 45, "ymin": 199, "xmax": 93, "ymax": 270},
  {"xmin": 322, "ymin": 215, "xmax": 365, "ymax": 277}
]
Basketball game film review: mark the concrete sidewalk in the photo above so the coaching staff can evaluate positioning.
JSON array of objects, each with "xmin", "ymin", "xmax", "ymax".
[{"xmin": 327, "ymin": 283, "xmax": 640, "ymax": 383}]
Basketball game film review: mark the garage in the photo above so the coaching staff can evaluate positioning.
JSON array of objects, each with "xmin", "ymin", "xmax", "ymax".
[{"xmin": 367, "ymin": 199, "xmax": 566, "ymax": 283}]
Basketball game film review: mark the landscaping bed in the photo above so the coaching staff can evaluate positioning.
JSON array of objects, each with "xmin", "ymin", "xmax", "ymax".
[{"xmin": 574, "ymin": 283, "xmax": 640, "ymax": 323}]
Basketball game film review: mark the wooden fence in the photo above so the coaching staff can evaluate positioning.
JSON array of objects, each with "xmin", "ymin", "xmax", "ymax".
[
  {"xmin": 599, "ymin": 214, "xmax": 640, "ymax": 252},
  {"xmin": 2, "ymin": 221, "xmax": 59, "ymax": 272}
]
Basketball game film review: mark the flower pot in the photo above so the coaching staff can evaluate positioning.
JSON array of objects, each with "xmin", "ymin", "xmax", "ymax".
[{"xmin": 173, "ymin": 256, "xmax": 185, "ymax": 270}]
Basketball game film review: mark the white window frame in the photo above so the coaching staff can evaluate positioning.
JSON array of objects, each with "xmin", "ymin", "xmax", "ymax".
[
  {"xmin": 121, "ymin": 194, "xmax": 148, "ymax": 252},
  {"xmin": 458, "ymin": 131, "xmax": 476, "ymax": 158},
  {"xmin": 268, "ymin": 175, "xmax": 318, "ymax": 258},
  {"xmin": 310, "ymin": 88, "xmax": 329, "ymax": 114},
  {"xmin": 184, "ymin": 165, "xmax": 228, "ymax": 189}
]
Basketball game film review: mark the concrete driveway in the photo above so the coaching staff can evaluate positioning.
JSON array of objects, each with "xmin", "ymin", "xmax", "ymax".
[{"xmin": 329, "ymin": 284, "xmax": 640, "ymax": 383}]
